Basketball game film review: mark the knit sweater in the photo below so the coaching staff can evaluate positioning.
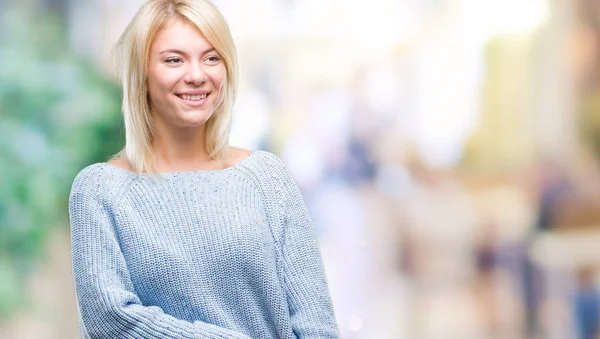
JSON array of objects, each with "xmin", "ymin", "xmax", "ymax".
[{"xmin": 68, "ymin": 150, "xmax": 340, "ymax": 339}]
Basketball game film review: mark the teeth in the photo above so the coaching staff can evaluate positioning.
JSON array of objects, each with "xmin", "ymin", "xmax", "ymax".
[{"xmin": 181, "ymin": 94, "xmax": 207, "ymax": 101}]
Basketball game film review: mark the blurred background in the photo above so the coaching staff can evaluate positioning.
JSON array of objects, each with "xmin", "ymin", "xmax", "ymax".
[{"xmin": 3, "ymin": 0, "xmax": 600, "ymax": 338}]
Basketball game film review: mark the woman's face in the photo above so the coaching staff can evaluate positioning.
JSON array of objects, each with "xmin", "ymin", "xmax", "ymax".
[{"xmin": 147, "ymin": 19, "xmax": 226, "ymax": 130}]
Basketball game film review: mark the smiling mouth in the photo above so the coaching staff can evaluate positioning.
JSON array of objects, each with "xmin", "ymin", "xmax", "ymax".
[{"xmin": 176, "ymin": 93, "xmax": 209, "ymax": 101}]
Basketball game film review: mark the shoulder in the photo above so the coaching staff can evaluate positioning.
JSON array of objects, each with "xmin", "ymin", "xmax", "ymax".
[
  {"xmin": 106, "ymin": 156, "xmax": 133, "ymax": 171},
  {"xmin": 68, "ymin": 164, "xmax": 110, "ymax": 217},
  {"xmin": 71, "ymin": 163, "xmax": 109, "ymax": 193},
  {"xmin": 68, "ymin": 163, "xmax": 129, "ymax": 232},
  {"xmin": 233, "ymin": 149, "xmax": 300, "ymax": 192},
  {"xmin": 70, "ymin": 162, "xmax": 130, "ymax": 204},
  {"xmin": 226, "ymin": 147, "xmax": 255, "ymax": 167},
  {"xmin": 233, "ymin": 148, "xmax": 289, "ymax": 174}
]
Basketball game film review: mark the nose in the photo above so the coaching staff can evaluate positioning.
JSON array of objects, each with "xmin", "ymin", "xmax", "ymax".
[{"xmin": 183, "ymin": 62, "xmax": 206, "ymax": 85}]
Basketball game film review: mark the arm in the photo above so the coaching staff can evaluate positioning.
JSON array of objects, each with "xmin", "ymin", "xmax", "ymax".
[
  {"xmin": 69, "ymin": 167, "xmax": 250, "ymax": 339},
  {"xmin": 274, "ymin": 159, "xmax": 340, "ymax": 338}
]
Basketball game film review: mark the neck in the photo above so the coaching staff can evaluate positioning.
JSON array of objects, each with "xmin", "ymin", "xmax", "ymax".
[{"xmin": 151, "ymin": 120, "xmax": 222, "ymax": 172}]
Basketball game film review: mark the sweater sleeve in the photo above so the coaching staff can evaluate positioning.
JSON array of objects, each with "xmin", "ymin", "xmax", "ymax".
[
  {"xmin": 273, "ymin": 158, "xmax": 340, "ymax": 338},
  {"xmin": 68, "ymin": 166, "xmax": 250, "ymax": 339}
]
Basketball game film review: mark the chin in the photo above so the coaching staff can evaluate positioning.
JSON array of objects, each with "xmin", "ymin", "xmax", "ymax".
[{"xmin": 178, "ymin": 111, "xmax": 213, "ymax": 127}]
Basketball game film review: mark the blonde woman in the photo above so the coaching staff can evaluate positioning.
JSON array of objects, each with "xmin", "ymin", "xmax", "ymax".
[{"xmin": 68, "ymin": 0, "xmax": 339, "ymax": 338}]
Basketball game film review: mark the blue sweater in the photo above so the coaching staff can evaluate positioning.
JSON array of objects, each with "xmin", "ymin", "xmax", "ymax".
[{"xmin": 68, "ymin": 150, "xmax": 340, "ymax": 339}]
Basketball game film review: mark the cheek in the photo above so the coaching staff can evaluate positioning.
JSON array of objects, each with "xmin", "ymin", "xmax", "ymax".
[
  {"xmin": 148, "ymin": 70, "xmax": 180, "ymax": 99},
  {"xmin": 209, "ymin": 66, "xmax": 227, "ymax": 88}
]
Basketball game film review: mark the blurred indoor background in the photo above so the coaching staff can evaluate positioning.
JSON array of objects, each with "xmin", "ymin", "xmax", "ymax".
[{"xmin": 2, "ymin": 0, "xmax": 600, "ymax": 338}]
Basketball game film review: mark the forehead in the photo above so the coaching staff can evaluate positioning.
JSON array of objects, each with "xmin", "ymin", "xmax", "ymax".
[{"xmin": 151, "ymin": 19, "xmax": 213, "ymax": 53}]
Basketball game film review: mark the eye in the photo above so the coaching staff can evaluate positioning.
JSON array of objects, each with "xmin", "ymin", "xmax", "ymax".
[
  {"xmin": 205, "ymin": 55, "xmax": 221, "ymax": 64},
  {"xmin": 165, "ymin": 57, "xmax": 183, "ymax": 64}
]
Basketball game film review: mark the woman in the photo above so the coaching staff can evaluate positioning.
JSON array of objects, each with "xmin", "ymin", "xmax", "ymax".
[{"xmin": 68, "ymin": 0, "xmax": 340, "ymax": 338}]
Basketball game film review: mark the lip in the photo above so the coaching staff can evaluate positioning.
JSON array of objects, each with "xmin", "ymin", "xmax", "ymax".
[
  {"xmin": 176, "ymin": 90, "xmax": 210, "ymax": 96},
  {"xmin": 176, "ymin": 92, "xmax": 210, "ymax": 107}
]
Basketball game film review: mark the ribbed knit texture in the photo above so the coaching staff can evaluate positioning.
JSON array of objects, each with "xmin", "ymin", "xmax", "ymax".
[{"xmin": 68, "ymin": 150, "xmax": 339, "ymax": 339}]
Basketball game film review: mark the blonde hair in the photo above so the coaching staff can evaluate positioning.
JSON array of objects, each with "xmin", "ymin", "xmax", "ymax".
[{"xmin": 111, "ymin": 0, "xmax": 238, "ymax": 174}]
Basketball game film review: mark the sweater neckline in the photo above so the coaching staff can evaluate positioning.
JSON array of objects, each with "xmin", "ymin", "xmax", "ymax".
[{"xmin": 103, "ymin": 150, "xmax": 258, "ymax": 177}]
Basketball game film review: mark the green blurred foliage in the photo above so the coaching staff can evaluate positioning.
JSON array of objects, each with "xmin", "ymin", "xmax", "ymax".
[{"xmin": 0, "ymin": 3, "xmax": 122, "ymax": 317}]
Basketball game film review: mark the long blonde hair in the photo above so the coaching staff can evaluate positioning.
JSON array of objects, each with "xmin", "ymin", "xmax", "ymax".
[{"xmin": 111, "ymin": 0, "xmax": 238, "ymax": 173}]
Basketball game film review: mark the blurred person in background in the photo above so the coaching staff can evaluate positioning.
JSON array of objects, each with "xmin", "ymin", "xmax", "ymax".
[
  {"xmin": 573, "ymin": 267, "xmax": 600, "ymax": 339},
  {"xmin": 67, "ymin": 0, "xmax": 339, "ymax": 338},
  {"xmin": 523, "ymin": 159, "xmax": 570, "ymax": 338}
]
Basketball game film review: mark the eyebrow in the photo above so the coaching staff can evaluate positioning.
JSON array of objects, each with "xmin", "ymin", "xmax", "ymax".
[{"xmin": 159, "ymin": 48, "xmax": 216, "ymax": 55}]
